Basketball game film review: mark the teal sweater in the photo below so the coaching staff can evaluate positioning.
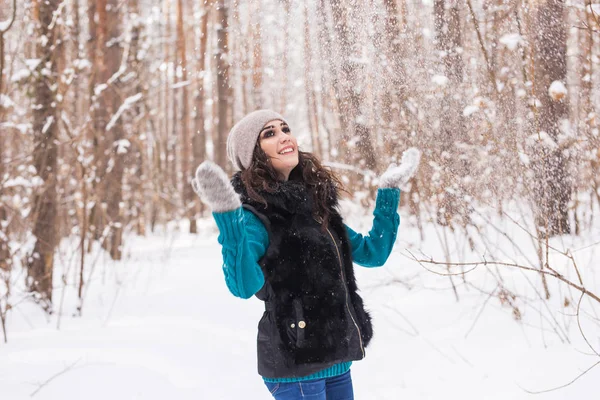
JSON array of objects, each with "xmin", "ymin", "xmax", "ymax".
[{"xmin": 212, "ymin": 188, "xmax": 401, "ymax": 383}]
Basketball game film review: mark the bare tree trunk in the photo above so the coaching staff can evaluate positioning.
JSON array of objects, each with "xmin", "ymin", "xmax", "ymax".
[
  {"xmin": 433, "ymin": 0, "xmax": 468, "ymax": 226},
  {"xmin": 28, "ymin": 0, "xmax": 61, "ymax": 311},
  {"xmin": 192, "ymin": 3, "xmax": 209, "ymax": 225},
  {"xmin": 280, "ymin": 0, "xmax": 291, "ymax": 111},
  {"xmin": 251, "ymin": 0, "xmax": 263, "ymax": 110},
  {"xmin": 580, "ymin": 7, "xmax": 594, "ymax": 142},
  {"xmin": 128, "ymin": 0, "xmax": 146, "ymax": 237},
  {"xmin": 176, "ymin": 0, "xmax": 193, "ymax": 232},
  {"xmin": 329, "ymin": 0, "xmax": 377, "ymax": 173},
  {"xmin": 532, "ymin": 0, "xmax": 571, "ymax": 236},
  {"xmin": 316, "ymin": 0, "xmax": 335, "ymax": 161},
  {"xmin": 303, "ymin": 2, "xmax": 321, "ymax": 158},
  {"xmin": 381, "ymin": 0, "xmax": 409, "ymax": 157},
  {"xmin": 171, "ymin": 0, "xmax": 179, "ymax": 191},
  {"xmin": 88, "ymin": 0, "xmax": 108, "ymax": 247},
  {"xmin": 102, "ymin": 0, "xmax": 125, "ymax": 260},
  {"xmin": 0, "ymin": 0, "xmax": 16, "ymax": 274},
  {"xmin": 215, "ymin": 0, "xmax": 231, "ymax": 169}
]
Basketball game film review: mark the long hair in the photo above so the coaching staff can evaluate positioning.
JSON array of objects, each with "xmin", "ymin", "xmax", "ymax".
[{"xmin": 240, "ymin": 144, "xmax": 345, "ymax": 229}]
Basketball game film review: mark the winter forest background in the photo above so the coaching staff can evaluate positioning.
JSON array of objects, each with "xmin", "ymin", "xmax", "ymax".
[{"xmin": 1, "ymin": 0, "xmax": 600, "ymax": 398}]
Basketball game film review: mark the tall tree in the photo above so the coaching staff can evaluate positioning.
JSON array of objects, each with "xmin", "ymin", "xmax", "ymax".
[
  {"xmin": 381, "ymin": 0, "xmax": 409, "ymax": 156},
  {"xmin": 251, "ymin": 1, "xmax": 263, "ymax": 110},
  {"xmin": 0, "ymin": 0, "xmax": 17, "ymax": 273},
  {"xmin": 532, "ymin": 0, "xmax": 570, "ymax": 236},
  {"xmin": 87, "ymin": 0, "xmax": 106, "ymax": 247},
  {"xmin": 176, "ymin": 0, "xmax": 193, "ymax": 232},
  {"xmin": 0, "ymin": 0, "xmax": 17, "ymax": 277},
  {"xmin": 303, "ymin": 2, "xmax": 322, "ymax": 158},
  {"xmin": 102, "ymin": 0, "xmax": 126, "ymax": 260},
  {"xmin": 28, "ymin": 0, "xmax": 61, "ymax": 310},
  {"xmin": 433, "ymin": 0, "xmax": 467, "ymax": 226},
  {"xmin": 329, "ymin": 0, "xmax": 377, "ymax": 172},
  {"xmin": 215, "ymin": 0, "xmax": 231, "ymax": 169},
  {"xmin": 192, "ymin": 2, "xmax": 210, "ymax": 228}
]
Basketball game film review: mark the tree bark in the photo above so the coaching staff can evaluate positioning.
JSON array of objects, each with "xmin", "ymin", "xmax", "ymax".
[
  {"xmin": 303, "ymin": 2, "xmax": 322, "ymax": 158},
  {"xmin": 280, "ymin": 0, "xmax": 291, "ymax": 111},
  {"xmin": 329, "ymin": 0, "xmax": 377, "ymax": 172},
  {"xmin": 215, "ymin": 0, "xmax": 231, "ymax": 169},
  {"xmin": 176, "ymin": 0, "xmax": 194, "ymax": 232},
  {"xmin": 433, "ymin": 0, "xmax": 467, "ymax": 226},
  {"xmin": 99, "ymin": 0, "xmax": 125, "ymax": 260},
  {"xmin": 251, "ymin": 0, "xmax": 263, "ymax": 110},
  {"xmin": 532, "ymin": 0, "xmax": 571, "ymax": 236},
  {"xmin": 382, "ymin": 0, "xmax": 409, "ymax": 156},
  {"xmin": 0, "ymin": 0, "xmax": 17, "ymax": 274},
  {"xmin": 192, "ymin": 3, "xmax": 210, "ymax": 226},
  {"xmin": 28, "ymin": 0, "xmax": 61, "ymax": 311}
]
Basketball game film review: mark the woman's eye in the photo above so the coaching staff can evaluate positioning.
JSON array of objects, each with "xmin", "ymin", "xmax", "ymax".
[
  {"xmin": 264, "ymin": 130, "xmax": 274, "ymax": 138},
  {"xmin": 282, "ymin": 127, "xmax": 291, "ymax": 134}
]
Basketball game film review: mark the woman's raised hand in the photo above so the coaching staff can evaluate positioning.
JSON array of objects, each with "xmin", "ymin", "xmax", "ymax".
[
  {"xmin": 191, "ymin": 161, "xmax": 242, "ymax": 212},
  {"xmin": 378, "ymin": 148, "xmax": 421, "ymax": 189}
]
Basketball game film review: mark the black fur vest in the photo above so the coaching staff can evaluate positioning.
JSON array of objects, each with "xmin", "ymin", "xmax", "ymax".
[{"xmin": 231, "ymin": 172, "xmax": 373, "ymax": 379}]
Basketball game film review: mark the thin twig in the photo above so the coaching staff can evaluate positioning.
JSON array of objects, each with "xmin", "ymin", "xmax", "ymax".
[
  {"xmin": 405, "ymin": 249, "xmax": 479, "ymax": 276},
  {"xmin": 30, "ymin": 358, "xmax": 82, "ymax": 397},
  {"xmin": 576, "ymin": 291, "xmax": 600, "ymax": 358},
  {"xmin": 406, "ymin": 251, "xmax": 600, "ymax": 304},
  {"xmin": 519, "ymin": 360, "xmax": 600, "ymax": 395},
  {"xmin": 466, "ymin": 0, "xmax": 499, "ymax": 96},
  {"xmin": 464, "ymin": 285, "xmax": 497, "ymax": 339}
]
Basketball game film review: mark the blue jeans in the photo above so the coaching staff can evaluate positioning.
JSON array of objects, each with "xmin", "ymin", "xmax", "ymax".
[{"xmin": 264, "ymin": 370, "xmax": 354, "ymax": 399}]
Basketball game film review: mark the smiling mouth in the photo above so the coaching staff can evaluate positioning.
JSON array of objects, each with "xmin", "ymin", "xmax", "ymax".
[{"xmin": 278, "ymin": 147, "xmax": 295, "ymax": 155}]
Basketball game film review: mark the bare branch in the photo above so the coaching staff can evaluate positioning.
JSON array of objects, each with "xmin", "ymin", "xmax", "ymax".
[
  {"xmin": 405, "ymin": 251, "xmax": 600, "ymax": 305},
  {"xmin": 519, "ymin": 360, "xmax": 600, "ymax": 395},
  {"xmin": 0, "ymin": 0, "xmax": 17, "ymax": 34},
  {"xmin": 30, "ymin": 358, "xmax": 82, "ymax": 397}
]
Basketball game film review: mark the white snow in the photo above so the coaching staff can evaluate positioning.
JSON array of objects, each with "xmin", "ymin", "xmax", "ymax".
[
  {"xmin": 25, "ymin": 59, "xmax": 41, "ymax": 70},
  {"xmin": 527, "ymin": 131, "xmax": 558, "ymax": 150},
  {"xmin": 549, "ymin": 81, "xmax": 567, "ymax": 101},
  {"xmin": 431, "ymin": 74, "xmax": 449, "ymax": 86},
  {"xmin": 1, "ymin": 204, "xmax": 598, "ymax": 399},
  {"xmin": 3, "ymin": 176, "xmax": 44, "ymax": 189},
  {"xmin": 94, "ymin": 84, "xmax": 108, "ymax": 97},
  {"xmin": 114, "ymin": 139, "xmax": 131, "ymax": 155},
  {"xmin": 106, "ymin": 93, "xmax": 143, "ymax": 132},
  {"xmin": 518, "ymin": 151, "xmax": 530, "ymax": 165},
  {"xmin": 587, "ymin": 4, "xmax": 600, "ymax": 14},
  {"xmin": 171, "ymin": 80, "xmax": 191, "ymax": 89},
  {"xmin": 0, "ymin": 94, "xmax": 14, "ymax": 108},
  {"xmin": 11, "ymin": 69, "xmax": 31, "ymax": 82},
  {"xmin": 42, "ymin": 116, "xmax": 54, "ymax": 134},
  {"xmin": 463, "ymin": 105, "xmax": 479, "ymax": 117},
  {"xmin": 73, "ymin": 59, "xmax": 92, "ymax": 71},
  {"xmin": 499, "ymin": 33, "xmax": 523, "ymax": 51},
  {"xmin": 0, "ymin": 122, "xmax": 31, "ymax": 134},
  {"xmin": 0, "ymin": 20, "xmax": 11, "ymax": 31}
]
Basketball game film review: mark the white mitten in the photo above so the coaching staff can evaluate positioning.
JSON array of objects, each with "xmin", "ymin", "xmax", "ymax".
[
  {"xmin": 379, "ymin": 148, "xmax": 421, "ymax": 189},
  {"xmin": 191, "ymin": 161, "xmax": 242, "ymax": 212}
]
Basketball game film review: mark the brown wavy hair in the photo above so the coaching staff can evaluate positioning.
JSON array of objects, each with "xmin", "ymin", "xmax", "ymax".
[{"xmin": 240, "ymin": 144, "xmax": 345, "ymax": 230}]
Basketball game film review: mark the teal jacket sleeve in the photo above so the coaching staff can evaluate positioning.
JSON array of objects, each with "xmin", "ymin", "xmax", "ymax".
[
  {"xmin": 345, "ymin": 188, "xmax": 400, "ymax": 267},
  {"xmin": 212, "ymin": 207, "xmax": 269, "ymax": 299}
]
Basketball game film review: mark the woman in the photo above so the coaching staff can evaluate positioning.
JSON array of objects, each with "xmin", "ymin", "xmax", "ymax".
[{"xmin": 191, "ymin": 109, "xmax": 420, "ymax": 399}]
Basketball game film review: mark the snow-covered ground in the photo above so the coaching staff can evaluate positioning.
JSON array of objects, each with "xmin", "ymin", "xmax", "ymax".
[{"xmin": 1, "ymin": 203, "xmax": 599, "ymax": 399}]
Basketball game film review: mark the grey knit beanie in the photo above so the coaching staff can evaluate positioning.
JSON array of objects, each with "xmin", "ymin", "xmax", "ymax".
[{"xmin": 227, "ymin": 109, "xmax": 287, "ymax": 171}]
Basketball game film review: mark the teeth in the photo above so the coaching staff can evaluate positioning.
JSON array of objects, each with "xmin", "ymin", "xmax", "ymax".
[{"xmin": 279, "ymin": 148, "xmax": 293, "ymax": 155}]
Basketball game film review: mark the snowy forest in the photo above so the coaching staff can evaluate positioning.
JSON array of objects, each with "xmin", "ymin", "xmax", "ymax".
[{"xmin": 1, "ymin": 0, "xmax": 600, "ymax": 398}]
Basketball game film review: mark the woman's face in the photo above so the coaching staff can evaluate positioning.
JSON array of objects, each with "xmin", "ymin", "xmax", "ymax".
[{"xmin": 259, "ymin": 119, "xmax": 299, "ymax": 181}]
